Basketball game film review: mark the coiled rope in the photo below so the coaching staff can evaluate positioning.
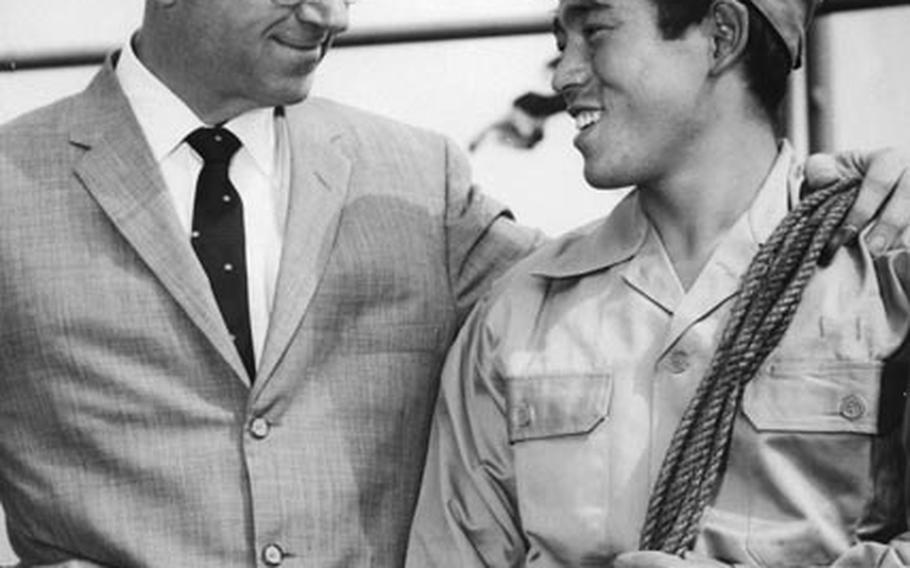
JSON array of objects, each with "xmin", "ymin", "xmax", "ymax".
[{"xmin": 639, "ymin": 177, "xmax": 861, "ymax": 555}]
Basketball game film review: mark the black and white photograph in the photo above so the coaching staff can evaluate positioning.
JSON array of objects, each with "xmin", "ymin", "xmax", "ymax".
[{"xmin": 1, "ymin": 0, "xmax": 910, "ymax": 566}]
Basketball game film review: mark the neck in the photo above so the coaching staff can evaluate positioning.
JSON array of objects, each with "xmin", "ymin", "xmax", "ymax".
[
  {"xmin": 135, "ymin": 28, "xmax": 252, "ymax": 125},
  {"xmin": 639, "ymin": 113, "xmax": 779, "ymax": 289}
]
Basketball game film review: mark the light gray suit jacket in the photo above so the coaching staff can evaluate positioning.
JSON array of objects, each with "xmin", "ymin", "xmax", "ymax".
[{"xmin": 0, "ymin": 62, "xmax": 539, "ymax": 567}]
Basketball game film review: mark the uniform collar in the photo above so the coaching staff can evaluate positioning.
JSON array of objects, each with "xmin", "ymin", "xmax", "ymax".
[
  {"xmin": 745, "ymin": 140, "xmax": 801, "ymax": 246},
  {"xmin": 531, "ymin": 141, "xmax": 800, "ymax": 280},
  {"xmin": 531, "ymin": 191, "xmax": 650, "ymax": 279}
]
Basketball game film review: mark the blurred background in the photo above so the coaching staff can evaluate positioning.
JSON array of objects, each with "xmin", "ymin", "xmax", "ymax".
[{"xmin": 1, "ymin": 0, "xmax": 909, "ymax": 563}]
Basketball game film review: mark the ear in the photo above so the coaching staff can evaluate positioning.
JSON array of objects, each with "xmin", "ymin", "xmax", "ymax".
[{"xmin": 706, "ymin": 0, "xmax": 750, "ymax": 76}]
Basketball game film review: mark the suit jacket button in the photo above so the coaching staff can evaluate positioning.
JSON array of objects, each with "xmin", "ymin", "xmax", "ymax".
[
  {"xmin": 262, "ymin": 543, "xmax": 284, "ymax": 566},
  {"xmin": 250, "ymin": 417, "xmax": 271, "ymax": 439}
]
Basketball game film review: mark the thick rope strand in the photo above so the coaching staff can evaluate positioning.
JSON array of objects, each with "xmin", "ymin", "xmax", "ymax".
[
  {"xmin": 645, "ymin": 188, "xmax": 854, "ymax": 553},
  {"xmin": 639, "ymin": 179, "xmax": 859, "ymax": 554}
]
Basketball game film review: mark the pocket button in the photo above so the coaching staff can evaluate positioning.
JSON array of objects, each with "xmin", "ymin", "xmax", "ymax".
[
  {"xmin": 666, "ymin": 350, "xmax": 690, "ymax": 374},
  {"xmin": 513, "ymin": 404, "xmax": 533, "ymax": 428},
  {"xmin": 838, "ymin": 394, "xmax": 866, "ymax": 421}
]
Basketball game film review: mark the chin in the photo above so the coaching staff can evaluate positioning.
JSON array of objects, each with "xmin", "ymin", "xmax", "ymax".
[
  {"xmin": 265, "ymin": 84, "xmax": 312, "ymax": 108},
  {"xmin": 267, "ymin": 72, "xmax": 316, "ymax": 105},
  {"xmin": 279, "ymin": 90, "xmax": 309, "ymax": 106},
  {"xmin": 583, "ymin": 166, "xmax": 631, "ymax": 190}
]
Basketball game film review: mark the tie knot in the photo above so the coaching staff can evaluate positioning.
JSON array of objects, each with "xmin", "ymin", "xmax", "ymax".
[{"xmin": 186, "ymin": 127, "xmax": 241, "ymax": 164}]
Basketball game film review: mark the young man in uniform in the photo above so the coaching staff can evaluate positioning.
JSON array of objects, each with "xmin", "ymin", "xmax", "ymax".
[{"xmin": 408, "ymin": 0, "xmax": 910, "ymax": 565}]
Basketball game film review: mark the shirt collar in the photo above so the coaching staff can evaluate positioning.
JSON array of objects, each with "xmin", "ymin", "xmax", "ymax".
[
  {"xmin": 116, "ymin": 35, "xmax": 203, "ymax": 163},
  {"xmin": 745, "ymin": 139, "xmax": 800, "ymax": 245},
  {"xmin": 116, "ymin": 34, "xmax": 277, "ymax": 175},
  {"xmin": 223, "ymin": 109, "xmax": 277, "ymax": 179},
  {"xmin": 531, "ymin": 192, "xmax": 650, "ymax": 278},
  {"xmin": 532, "ymin": 141, "xmax": 800, "ymax": 279}
]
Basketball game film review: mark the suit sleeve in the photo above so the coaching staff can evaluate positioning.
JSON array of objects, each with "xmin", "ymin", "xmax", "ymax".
[
  {"xmin": 406, "ymin": 300, "xmax": 527, "ymax": 567},
  {"xmin": 441, "ymin": 137, "xmax": 544, "ymax": 326}
]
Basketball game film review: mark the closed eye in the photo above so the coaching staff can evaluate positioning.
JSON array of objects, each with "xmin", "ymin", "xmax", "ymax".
[{"xmin": 583, "ymin": 24, "xmax": 613, "ymax": 41}]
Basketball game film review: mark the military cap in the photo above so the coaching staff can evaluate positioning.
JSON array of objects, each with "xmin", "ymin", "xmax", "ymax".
[{"xmin": 748, "ymin": 0, "xmax": 823, "ymax": 68}]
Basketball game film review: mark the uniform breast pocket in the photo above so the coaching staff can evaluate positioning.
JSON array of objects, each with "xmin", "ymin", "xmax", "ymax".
[
  {"xmin": 503, "ymin": 373, "xmax": 615, "ymax": 554},
  {"xmin": 505, "ymin": 373, "xmax": 613, "ymax": 443},
  {"xmin": 743, "ymin": 358, "xmax": 881, "ymax": 434},
  {"xmin": 739, "ymin": 359, "xmax": 883, "ymax": 567}
]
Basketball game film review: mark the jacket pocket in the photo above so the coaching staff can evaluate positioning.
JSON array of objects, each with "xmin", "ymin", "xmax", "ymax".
[
  {"xmin": 505, "ymin": 373, "xmax": 613, "ymax": 443},
  {"xmin": 742, "ymin": 358, "xmax": 881, "ymax": 435}
]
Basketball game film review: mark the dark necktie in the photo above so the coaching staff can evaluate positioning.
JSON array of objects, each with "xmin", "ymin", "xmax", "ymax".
[{"xmin": 186, "ymin": 127, "xmax": 256, "ymax": 380}]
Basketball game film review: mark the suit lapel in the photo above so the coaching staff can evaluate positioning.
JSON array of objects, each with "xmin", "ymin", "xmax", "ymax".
[
  {"xmin": 69, "ymin": 64, "xmax": 250, "ymax": 385},
  {"xmin": 256, "ymin": 101, "xmax": 352, "ymax": 385}
]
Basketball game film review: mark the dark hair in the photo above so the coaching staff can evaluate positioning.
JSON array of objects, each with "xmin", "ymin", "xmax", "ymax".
[{"xmin": 652, "ymin": 0, "xmax": 792, "ymax": 120}]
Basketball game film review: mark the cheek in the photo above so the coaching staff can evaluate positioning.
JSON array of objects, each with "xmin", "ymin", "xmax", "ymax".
[
  {"xmin": 590, "ymin": 49, "xmax": 629, "ymax": 86},
  {"xmin": 632, "ymin": 65, "xmax": 703, "ymax": 131}
]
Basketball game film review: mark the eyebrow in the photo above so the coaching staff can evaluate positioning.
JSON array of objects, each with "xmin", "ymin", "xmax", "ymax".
[
  {"xmin": 555, "ymin": 0, "xmax": 613, "ymax": 28},
  {"xmin": 560, "ymin": 0, "xmax": 614, "ymax": 12}
]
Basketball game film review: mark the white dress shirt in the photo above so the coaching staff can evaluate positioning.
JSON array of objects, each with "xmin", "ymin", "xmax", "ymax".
[{"xmin": 116, "ymin": 38, "xmax": 289, "ymax": 369}]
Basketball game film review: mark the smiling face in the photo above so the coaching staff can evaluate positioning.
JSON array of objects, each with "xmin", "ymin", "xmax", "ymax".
[
  {"xmin": 552, "ymin": 0, "xmax": 713, "ymax": 190},
  {"xmin": 144, "ymin": 0, "xmax": 349, "ymax": 122}
]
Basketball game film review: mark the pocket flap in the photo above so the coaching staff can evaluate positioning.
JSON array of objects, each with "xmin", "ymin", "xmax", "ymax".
[
  {"xmin": 743, "ymin": 359, "xmax": 881, "ymax": 434},
  {"xmin": 505, "ymin": 373, "xmax": 612, "ymax": 443}
]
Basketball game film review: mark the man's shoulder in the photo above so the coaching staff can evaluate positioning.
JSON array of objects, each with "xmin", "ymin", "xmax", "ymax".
[
  {"xmin": 484, "ymin": 220, "xmax": 605, "ymax": 308},
  {"xmin": 286, "ymin": 96, "xmax": 451, "ymax": 152},
  {"xmin": 0, "ymin": 93, "xmax": 82, "ymax": 148},
  {"xmin": 289, "ymin": 97, "xmax": 433, "ymax": 133}
]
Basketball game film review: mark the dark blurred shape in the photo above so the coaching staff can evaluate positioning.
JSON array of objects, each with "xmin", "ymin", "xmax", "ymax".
[{"xmin": 469, "ymin": 92, "xmax": 566, "ymax": 152}]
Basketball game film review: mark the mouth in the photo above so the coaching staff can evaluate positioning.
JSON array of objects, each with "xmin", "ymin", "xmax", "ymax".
[
  {"xmin": 570, "ymin": 108, "xmax": 604, "ymax": 131},
  {"xmin": 271, "ymin": 34, "xmax": 327, "ymax": 52}
]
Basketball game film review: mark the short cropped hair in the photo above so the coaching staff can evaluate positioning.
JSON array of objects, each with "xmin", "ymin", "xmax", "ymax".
[{"xmin": 653, "ymin": 0, "xmax": 792, "ymax": 120}]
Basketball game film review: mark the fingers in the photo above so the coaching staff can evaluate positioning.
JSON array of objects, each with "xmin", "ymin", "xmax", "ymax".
[
  {"xmin": 860, "ymin": 151, "xmax": 910, "ymax": 255},
  {"xmin": 820, "ymin": 149, "xmax": 890, "ymax": 232},
  {"xmin": 818, "ymin": 223, "xmax": 859, "ymax": 267},
  {"xmin": 808, "ymin": 148, "xmax": 910, "ymax": 264},
  {"xmin": 846, "ymin": 148, "xmax": 910, "ymax": 254}
]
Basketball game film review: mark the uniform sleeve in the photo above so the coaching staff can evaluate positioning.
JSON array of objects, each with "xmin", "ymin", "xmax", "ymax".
[
  {"xmin": 827, "ymin": 421, "xmax": 909, "ymax": 567},
  {"xmin": 826, "ymin": 250, "xmax": 910, "ymax": 567},
  {"xmin": 406, "ymin": 299, "xmax": 527, "ymax": 567},
  {"xmin": 442, "ymin": 137, "xmax": 545, "ymax": 326}
]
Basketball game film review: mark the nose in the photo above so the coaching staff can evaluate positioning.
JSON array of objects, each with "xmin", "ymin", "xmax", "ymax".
[
  {"xmin": 551, "ymin": 42, "xmax": 589, "ymax": 101},
  {"xmin": 295, "ymin": 0, "xmax": 350, "ymax": 36}
]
